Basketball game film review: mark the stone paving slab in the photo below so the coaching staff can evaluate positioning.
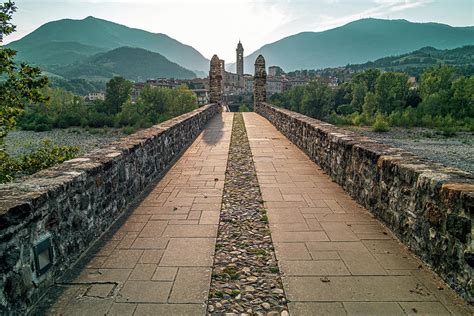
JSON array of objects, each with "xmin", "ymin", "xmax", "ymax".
[
  {"xmin": 243, "ymin": 113, "xmax": 473, "ymax": 316},
  {"xmin": 36, "ymin": 113, "xmax": 233, "ymax": 315}
]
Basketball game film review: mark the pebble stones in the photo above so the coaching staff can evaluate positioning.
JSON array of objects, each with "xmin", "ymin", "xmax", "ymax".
[{"xmin": 207, "ymin": 113, "xmax": 288, "ymax": 315}]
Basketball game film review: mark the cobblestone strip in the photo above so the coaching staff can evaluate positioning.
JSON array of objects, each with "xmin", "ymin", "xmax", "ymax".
[{"xmin": 207, "ymin": 113, "xmax": 289, "ymax": 315}]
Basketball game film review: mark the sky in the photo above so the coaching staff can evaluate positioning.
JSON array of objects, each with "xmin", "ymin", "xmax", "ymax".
[{"xmin": 5, "ymin": 0, "xmax": 474, "ymax": 61}]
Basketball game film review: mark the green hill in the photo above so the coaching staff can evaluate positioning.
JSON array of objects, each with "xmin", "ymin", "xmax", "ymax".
[
  {"xmin": 52, "ymin": 47, "xmax": 196, "ymax": 81},
  {"xmin": 349, "ymin": 45, "xmax": 474, "ymax": 71},
  {"xmin": 6, "ymin": 16, "xmax": 209, "ymax": 73},
  {"xmin": 240, "ymin": 18, "xmax": 474, "ymax": 72},
  {"xmin": 11, "ymin": 41, "xmax": 107, "ymax": 67}
]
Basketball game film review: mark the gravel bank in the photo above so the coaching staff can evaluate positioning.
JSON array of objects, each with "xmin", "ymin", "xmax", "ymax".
[
  {"xmin": 346, "ymin": 127, "xmax": 474, "ymax": 174},
  {"xmin": 4, "ymin": 128, "xmax": 126, "ymax": 157}
]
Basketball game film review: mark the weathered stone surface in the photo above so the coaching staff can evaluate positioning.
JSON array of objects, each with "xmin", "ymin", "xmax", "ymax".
[
  {"xmin": 254, "ymin": 102, "xmax": 473, "ymax": 302},
  {"xmin": 253, "ymin": 55, "xmax": 267, "ymax": 105},
  {"xmin": 0, "ymin": 104, "xmax": 219, "ymax": 313},
  {"xmin": 209, "ymin": 55, "xmax": 223, "ymax": 104}
]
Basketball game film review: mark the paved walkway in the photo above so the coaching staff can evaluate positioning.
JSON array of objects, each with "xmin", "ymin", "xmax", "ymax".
[
  {"xmin": 41, "ymin": 113, "xmax": 233, "ymax": 315},
  {"xmin": 37, "ymin": 112, "xmax": 472, "ymax": 315},
  {"xmin": 243, "ymin": 113, "xmax": 471, "ymax": 316}
]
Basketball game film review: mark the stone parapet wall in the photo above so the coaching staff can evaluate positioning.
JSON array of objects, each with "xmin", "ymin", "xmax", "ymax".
[
  {"xmin": 0, "ymin": 104, "xmax": 219, "ymax": 313},
  {"xmin": 255, "ymin": 102, "xmax": 473, "ymax": 302}
]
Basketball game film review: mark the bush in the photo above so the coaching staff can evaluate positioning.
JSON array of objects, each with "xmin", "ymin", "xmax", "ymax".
[
  {"xmin": 351, "ymin": 112, "xmax": 362, "ymax": 126},
  {"xmin": 86, "ymin": 111, "xmax": 115, "ymax": 128},
  {"xmin": 0, "ymin": 140, "xmax": 80, "ymax": 183},
  {"xmin": 56, "ymin": 113, "xmax": 82, "ymax": 128},
  {"xmin": 328, "ymin": 111, "xmax": 352, "ymax": 126},
  {"xmin": 34, "ymin": 123, "xmax": 52, "ymax": 132},
  {"xmin": 18, "ymin": 140, "xmax": 80, "ymax": 176},
  {"xmin": 437, "ymin": 126, "xmax": 457, "ymax": 137},
  {"xmin": 337, "ymin": 104, "xmax": 358, "ymax": 115},
  {"xmin": 238, "ymin": 104, "xmax": 250, "ymax": 112},
  {"xmin": 0, "ymin": 151, "xmax": 20, "ymax": 183},
  {"xmin": 372, "ymin": 113, "xmax": 390, "ymax": 132},
  {"xmin": 121, "ymin": 125, "xmax": 137, "ymax": 135}
]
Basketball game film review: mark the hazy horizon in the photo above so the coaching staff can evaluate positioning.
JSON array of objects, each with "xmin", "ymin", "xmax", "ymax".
[{"xmin": 5, "ymin": 0, "xmax": 474, "ymax": 61}]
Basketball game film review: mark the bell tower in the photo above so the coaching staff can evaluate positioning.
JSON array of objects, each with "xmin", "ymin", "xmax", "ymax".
[{"xmin": 236, "ymin": 41, "xmax": 244, "ymax": 76}]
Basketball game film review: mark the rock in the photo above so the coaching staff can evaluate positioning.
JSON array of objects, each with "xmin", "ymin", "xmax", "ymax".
[
  {"xmin": 271, "ymin": 288, "xmax": 284, "ymax": 295},
  {"xmin": 206, "ymin": 113, "xmax": 288, "ymax": 313}
]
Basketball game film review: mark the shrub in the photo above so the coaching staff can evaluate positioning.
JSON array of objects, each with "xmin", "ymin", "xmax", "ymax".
[
  {"xmin": 372, "ymin": 113, "xmax": 390, "ymax": 132},
  {"xmin": 34, "ymin": 123, "xmax": 52, "ymax": 132},
  {"xmin": 56, "ymin": 113, "xmax": 82, "ymax": 128},
  {"xmin": 438, "ymin": 126, "xmax": 457, "ymax": 137},
  {"xmin": 18, "ymin": 140, "xmax": 80, "ymax": 176},
  {"xmin": 86, "ymin": 111, "xmax": 115, "ymax": 128},
  {"xmin": 121, "ymin": 125, "xmax": 137, "ymax": 135},
  {"xmin": 238, "ymin": 104, "xmax": 250, "ymax": 112},
  {"xmin": 327, "ymin": 111, "xmax": 352, "ymax": 126},
  {"xmin": 0, "ymin": 151, "xmax": 20, "ymax": 183},
  {"xmin": 351, "ymin": 112, "xmax": 362, "ymax": 126},
  {"xmin": 337, "ymin": 104, "xmax": 358, "ymax": 115},
  {"xmin": 0, "ymin": 140, "xmax": 79, "ymax": 183}
]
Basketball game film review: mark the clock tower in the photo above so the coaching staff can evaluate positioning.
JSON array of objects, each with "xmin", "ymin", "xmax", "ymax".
[{"xmin": 236, "ymin": 41, "xmax": 244, "ymax": 76}]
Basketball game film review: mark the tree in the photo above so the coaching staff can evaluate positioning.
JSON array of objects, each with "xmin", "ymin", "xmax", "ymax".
[
  {"xmin": 0, "ymin": 1, "xmax": 48, "ymax": 142},
  {"xmin": 103, "ymin": 76, "xmax": 133, "ymax": 114},
  {"xmin": 287, "ymin": 85, "xmax": 305, "ymax": 113},
  {"xmin": 418, "ymin": 65, "xmax": 458, "ymax": 117},
  {"xmin": 450, "ymin": 76, "xmax": 474, "ymax": 118},
  {"xmin": 334, "ymin": 82, "xmax": 352, "ymax": 107},
  {"xmin": 362, "ymin": 92, "xmax": 377, "ymax": 117},
  {"xmin": 301, "ymin": 81, "xmax": 334, "ymax": 119},
  {"xmin": 350, "ymin": 82, "xmax": 367, "ymax": 112},
  {"xmin": 353, "ymin": 69, "xmax": 381, "ymax": 93},
  {"xmin": 420, "ymin": 65, "xmax": 457, "ymax": 98},
  {"xmin": 375, "ymin": 72, "xmax": 409, "ymax": 114},
  {"xmin": 166, "ymin": 85, "xmax": 197, "ymax": 118},
  {"xmin": 139, "ymin": 84, "xmax": 170, "ymax": 123}
]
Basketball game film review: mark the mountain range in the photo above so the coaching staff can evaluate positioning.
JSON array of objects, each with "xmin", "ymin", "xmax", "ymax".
[
  {"xmin": 5, "ymin": 16, "xmax": 474, "ymax": 82},
  {"xmin": 6, "ymin": 16, "xmax": 209, "ymax": 77},
  {"xmin": 51, "ymin": 47, "xmax": 196, "ymax": 81},
  {"xmin": 232, "ymin": 18, "xmax": 474, "ymax": 73}
]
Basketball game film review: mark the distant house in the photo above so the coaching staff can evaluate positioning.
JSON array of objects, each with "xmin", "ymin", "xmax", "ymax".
[
  {"xmin": 192, "ymin": 89, "xmax": 209, "ymax": 106},
  {"xmin": 408, "ymin": 76, "xmax": 418, "ymax": 88},
  {"xmin": 267, "ymin": 79, "xmax": 284, "ymax": 96},
  {"xmin": 84, "ymin": 91, "xmax": 105, "ymax": 103}
]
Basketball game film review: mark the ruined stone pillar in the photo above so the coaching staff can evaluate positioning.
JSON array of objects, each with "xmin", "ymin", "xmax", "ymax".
[
  {"xmin": 253, "ymin": 55, "xmax": 267, "ymax": 108},
  {"xmin": 209, "ymin": 54, "xmax": 222, "ymax": 104}
]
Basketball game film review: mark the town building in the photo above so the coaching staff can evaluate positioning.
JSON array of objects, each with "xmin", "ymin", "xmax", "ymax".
[
  {"xmin": 84, "ymin": 91, "xmax": 105, "ymax": 103},
  {"xmin": 267, "ymin": 78, "xmax": 283, "ymax": 96},
  {"xmin": 220, "ymin": 41, "xmax": 247, "ymax": 96},
  {"xmin": 268, "ymin": 66, "xmax": 279, "ymax": 77}
]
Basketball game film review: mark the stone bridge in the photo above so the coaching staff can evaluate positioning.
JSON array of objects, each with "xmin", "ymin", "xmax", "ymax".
[{"xmin": 0, "ymin": 54, "xmax": 473, "ymax": 315}]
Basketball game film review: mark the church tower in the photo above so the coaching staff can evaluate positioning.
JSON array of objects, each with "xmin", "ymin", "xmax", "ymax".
[{"xmin": 236, "ymin": 41, "xmax": 244, "ymax": 76}]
